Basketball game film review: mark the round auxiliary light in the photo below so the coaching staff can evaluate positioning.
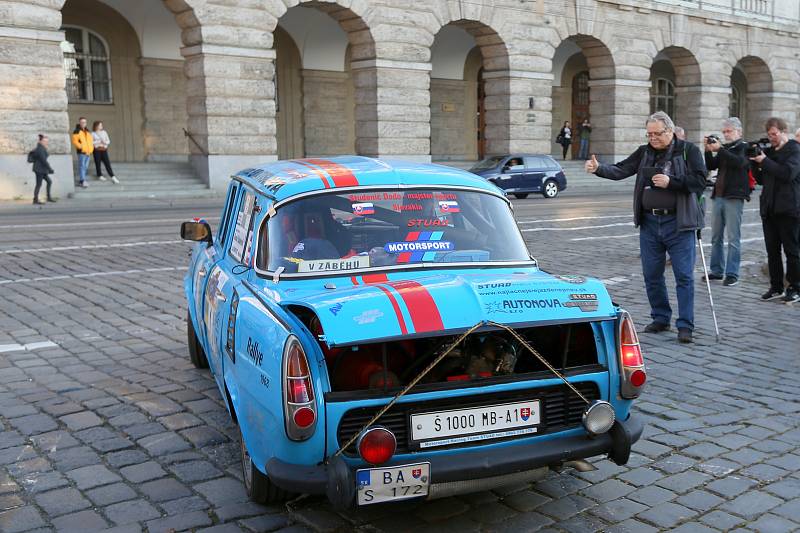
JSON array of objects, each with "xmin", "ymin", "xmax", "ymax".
[
  {"xmin": 630, "ymin": 369, "xmax": 647, "ymax": 388},
  {"xmin": 293, "ymin": 407, "xmax": 316, "ymax": 429},
  {"xmin": 582, "ymin": 400, "xmax": 616, "ymax": 436},
  {"xmin": 357, "ymin": 427, "xmax": 397, "ymax": 466}
]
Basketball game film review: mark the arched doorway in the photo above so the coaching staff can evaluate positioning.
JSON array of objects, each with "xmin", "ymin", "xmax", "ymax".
[
  {"xmin": 274, "ymin": 4, "xmax": 374, "ymax": 159},
  {"xmin": 551, "ymin": 36, "xmax": 615, "ymax": 160},
  {"xmin": 649, "ymin": 47, "xmax": 701, "ymax": 140},
  {"xmin": 429, "ymin": 20, "xmax": 509, "ymax": 161},
  {"xmin": 732, "ymin": 56, "xmax": 773, "ymax": 140}
]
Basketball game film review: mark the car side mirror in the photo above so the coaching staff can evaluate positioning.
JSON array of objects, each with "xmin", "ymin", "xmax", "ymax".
[{"xmin": 181, "ymin": 221, "xmax": 212, "ymax": 246}]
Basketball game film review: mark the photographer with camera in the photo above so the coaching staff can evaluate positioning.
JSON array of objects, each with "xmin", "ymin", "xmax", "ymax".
[
  {"xmin": 585, "ymin": 111, "xmax": 706, "ymax": 343},
  {"xmin": 749, "ymin": 117, "xmax": 800, "ymax": 303},
  {"xmin": 704, "ymin": 118, "xmax": 750, "ymax": 287}
]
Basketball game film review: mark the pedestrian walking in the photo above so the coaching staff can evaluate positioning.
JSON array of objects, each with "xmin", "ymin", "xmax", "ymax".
[
  {"xmin": 704, "ymin": 118, "xmax": 750, "ymax": 287},
  {"xmin": 585, "ymin": 111, "xmax": 707, "ymax": 343},
  {"xmin": 557, "ymin": 121, "xmax": 572, "ymax": 160},
  {"xmin": 92, "ymin": 121, "xmax": 118, "ymax": 184},
  {"xmin": 578, "ymin": 119, "xmax": 591, "ymax": 160},
  {"xmin": 71, "ymin": 117, "xmax": 93, "ymax": 188},
  {"xmin": 28, "ymin": 134, "xmax": 56, "ymax": 204},
  {"xmin": 750, "ymin": 117, "xmax": 800, "ymax": 303}
]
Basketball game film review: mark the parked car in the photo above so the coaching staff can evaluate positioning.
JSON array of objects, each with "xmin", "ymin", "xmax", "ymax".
[
  {"xmin": 470, "ymin": 154, "xmax": 567, "ymax": 199},
  {"xmin": 181, "ymin": 156, "xmax": 644, "ymax": 509}
]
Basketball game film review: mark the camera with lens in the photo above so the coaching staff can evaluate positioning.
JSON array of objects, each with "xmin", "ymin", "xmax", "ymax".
[
  {"xmin": 705, "ymin": 134, "xmax": 720, "ymax": 145},
  {"xmin": 746, "ymin": 138, "xmax": 771, "ymax": 158}
]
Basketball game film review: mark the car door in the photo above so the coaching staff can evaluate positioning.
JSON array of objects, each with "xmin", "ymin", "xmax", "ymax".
[
  {"xmin": 499, "ymin": 157, "xmax": 526, "ymax": 190},
  {"xmin": 192, "ymin": 181, "xmax": 239, "ymax": 354},
  {"xmin": 208, "ymin": 188, "xmax": 262, "ymax": 398},
  {"xmin": 523, "ymin": 156, "xmax": 548, "ymax": 191}
]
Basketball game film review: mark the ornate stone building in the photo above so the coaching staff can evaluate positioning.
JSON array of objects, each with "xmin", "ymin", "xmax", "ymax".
[{"xmin": 1, "ymin": 0, "xmax": 798, "ymax": 199}]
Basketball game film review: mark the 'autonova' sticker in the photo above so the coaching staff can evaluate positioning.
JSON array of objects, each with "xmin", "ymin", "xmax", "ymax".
[{"xmin": 297, "ymin": 255, "xmax": 370, "ymax": 273}]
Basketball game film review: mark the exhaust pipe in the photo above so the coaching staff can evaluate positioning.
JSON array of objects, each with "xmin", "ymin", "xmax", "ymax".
[{"xmin": 562, "ymin": 459, "xmax": 597, "ymax": 472}]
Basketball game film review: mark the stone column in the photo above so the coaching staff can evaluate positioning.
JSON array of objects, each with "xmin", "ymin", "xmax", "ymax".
[
  {"xmin": 181, "ymin": 44, "xmax": 277, "ymax": 190},
  {"xmin": 675, "ymin": 85, "xmax": 731, "ymax": 144},
  {"xmin": 588, "ymin": 78, "xmax": 651, "ymax": 162},
  {"xmin": 301, "ymin": 69, "xmax": 355, "ymax": 156},
  {"xmin": 0, "ymin": 24, "xmax": 73, "ymax": 200},
  {"xmin": 351, "ymin": 59, "xmax": 431, "ymax": 162},
  {"xmin": 482, "ymin": 70, "xmax": 554, "ymax": 156},
  {"xmin": 140, "ymin": 58, "xmax": 189, "ymax": 162}
]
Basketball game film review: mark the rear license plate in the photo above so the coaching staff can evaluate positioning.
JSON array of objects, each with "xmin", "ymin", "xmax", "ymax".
[
  {"xmin": 411, "ymin": 399, "xmax": 541, "ymax": 448},
  {"xmin": 356, "ymin": 462, "xmax": 430, "ymax": 505}
]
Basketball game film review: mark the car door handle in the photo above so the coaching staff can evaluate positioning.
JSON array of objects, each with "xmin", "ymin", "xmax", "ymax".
[{"xmin": 214, "ymin": 290, "xmax": 227, "ymax": 302}]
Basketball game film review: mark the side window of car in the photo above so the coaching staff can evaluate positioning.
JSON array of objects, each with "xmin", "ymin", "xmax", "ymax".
[
  {"xmin": 217, "ymin": 182, "xmax": 240, "ymax": 247},
  {"xmin": 229, "ymin": 189, "xmax": 258, "ymax": 265},
  {"xmin": 524, "ymin": 156, "xmax": 546, "ymax": 170}
]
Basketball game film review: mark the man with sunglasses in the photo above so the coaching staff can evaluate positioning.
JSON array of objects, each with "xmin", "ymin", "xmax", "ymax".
[
  {"xmin": 585, "ymin": 111, "xmax": 707, "ymax": 343},
  {"xmin": 749, "ymin": 117, "xmax": 800, "ymax": 304}
]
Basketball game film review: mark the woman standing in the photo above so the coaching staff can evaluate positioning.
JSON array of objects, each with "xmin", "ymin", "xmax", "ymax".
[
  {"xmin": 29, "ymin": 134, "xmax": 56, "ymax": 204},
  {"xmin": 92, "ymin": 121, "xmax": 118, "ymax": 183},
  {"xmin": 558, "ymin": 121, "xmax": 572, "ymax": 160}
]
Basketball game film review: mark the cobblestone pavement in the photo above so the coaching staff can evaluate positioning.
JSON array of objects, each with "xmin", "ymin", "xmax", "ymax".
[{"xmin": 0, "ymin": 189, "xmax": 798, "ymax": 532}]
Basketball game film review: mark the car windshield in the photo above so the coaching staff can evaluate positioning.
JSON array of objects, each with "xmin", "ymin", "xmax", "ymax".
[
  {"xmin": 261, "ymin": 189, "xmax": 531, "ymax": 275},
  {"xmin": 470, "ymin": 156, "xmax": 505, "ymax": 171}
]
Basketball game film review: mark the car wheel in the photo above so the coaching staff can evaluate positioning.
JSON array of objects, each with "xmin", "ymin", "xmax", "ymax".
[
  {"xmin": 542, "ymin": 180, "xmax": 559, "ymax": 199},
  {"xmin": 513, "ymin": 193, "xmax": 529, "ymax": 199},
  {"xmin": 240, "ymin": 426, "xmax": 290, "ymax": 504},
  {"xmin": 186, "ymin": 311, "xmax": 209, "ymax": 369}
]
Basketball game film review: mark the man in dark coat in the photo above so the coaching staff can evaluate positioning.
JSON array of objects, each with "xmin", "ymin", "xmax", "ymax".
[
  {"xmin": 750, "ymin": 117, "xmax": 800, "ymax": 303},
  {"xmin": 585, "ymin": 111, "xmax": 706, "ymax": 343},
  {"xmin": 704, "ymin": 117, "xmax": 750, "ymax": 286},
  {"xmin": 29, "ymin": 134, "xmax": 56, "ymax": 204}
]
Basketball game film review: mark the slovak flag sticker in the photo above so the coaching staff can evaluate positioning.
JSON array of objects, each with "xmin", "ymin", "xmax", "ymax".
[
  {"xmin": 412, "ymin": 468, "xmax": 422, "ymax": 479},
  {"xmin": 438, "ymin": 200, "xmax": 460, "ymax": 213},
  {"xmin": 521, "ymin": 407, "xmax": 531, "ymax": 421},
  {"xmin": 352, "ymin": 202, "xmax": 375, "ymax": 216}
]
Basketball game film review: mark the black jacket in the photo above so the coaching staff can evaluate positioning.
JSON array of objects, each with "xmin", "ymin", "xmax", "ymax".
[
  {"xmin": 594, "ymin": 138, "xmax": 707, "ymax": 231},
  {"xmin": 705, "ymin": 139, "xmax": 750, "ymax": 200},
  {"xmin": 751, "ymin": 139, "xmax": 800, "ymax": 218},
  {"xmin": 30, "ymin": 143, "xmax": 54, "ymax": 175}
]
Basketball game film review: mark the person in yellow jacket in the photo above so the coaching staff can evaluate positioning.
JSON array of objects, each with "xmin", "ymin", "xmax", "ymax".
[{"xmin": 71, "ymin": 117, "xmax": 93, "ymax": 188}]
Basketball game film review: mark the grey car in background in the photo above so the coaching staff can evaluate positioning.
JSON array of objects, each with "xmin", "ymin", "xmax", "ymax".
[{"xmin": 469, "ymin": 154, "xmax": 568, "ymax": 199}]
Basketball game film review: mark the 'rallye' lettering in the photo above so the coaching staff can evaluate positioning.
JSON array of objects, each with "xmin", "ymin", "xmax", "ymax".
[{"xmin": 246, "ymin": 338, "xmax": 263, "ymax": 367}]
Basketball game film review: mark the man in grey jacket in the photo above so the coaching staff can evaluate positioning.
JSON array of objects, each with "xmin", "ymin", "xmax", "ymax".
[{"xmin": 585, "ymin": 111, "xmax": 706, "ymax": 343}]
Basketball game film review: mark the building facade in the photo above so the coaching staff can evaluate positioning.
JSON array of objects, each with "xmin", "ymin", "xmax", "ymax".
[{"xmin": 1, "ymin": 0, "xmax": 799, "ymax": 198}]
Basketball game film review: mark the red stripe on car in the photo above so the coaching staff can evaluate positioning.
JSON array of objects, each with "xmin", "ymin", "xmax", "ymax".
[
  {"xmin": 361, "ymin": 274, "xmax": 389, "ymax": 284},
  {"xmin": 292, "ymin": 160, "xmax": 331, "ymax": 189},
  {"xmin": 304, "ymin": 159, "xmax": 359, "ymax": 187},
  {"xmin": 387, "ymin": 280, "xmax": 444, "ymax": 333},
  {"xmin": 374, "ymin": 285, "xmax": 408, "ymax": 335}
]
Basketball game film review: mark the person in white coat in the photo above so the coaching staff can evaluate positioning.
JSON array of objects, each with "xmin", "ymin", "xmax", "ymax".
[{"xmin": 92, "ymin": 121, "xmax": 118, "ymax": 183}]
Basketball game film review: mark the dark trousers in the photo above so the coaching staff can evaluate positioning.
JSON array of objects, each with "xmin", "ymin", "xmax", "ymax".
[
  {"xmin": 561, "ymin": 142, "xmax": 571, "ymax": 160},
  {"xmin": 762, "ymin": 215, "xmax": 800, "ymax": 291},
  {"xmin": 33, "ymin": 173, "xmax": 52, "ymax": 200},
  {"xmin": 93, "ymin": 150, "xmax": 114, "ymax": 177},
  {"xmin": 639, "ymin": 213, "xmax": 696, "ymax": 330}
]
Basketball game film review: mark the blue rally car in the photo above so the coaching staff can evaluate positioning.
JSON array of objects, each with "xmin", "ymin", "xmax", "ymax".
[{"xmin": 181, "ymin": 156, "xmax": 645, "ymax": 508}]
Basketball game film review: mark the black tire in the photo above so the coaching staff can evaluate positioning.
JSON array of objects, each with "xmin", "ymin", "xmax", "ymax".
[
  {"xmin": 513, "ymin": 193, "xmax": 529, "ymax": 199},
  {"xmin": 187, "ymin": 310, "xmax": 209, "ymax": 369},
  {"xmin": 542, "ymin": 180, "xmax": 559, "ymax": 199},
  {"xmin": 240, "ymin": 426, "xmax": 291, "ymax": 504}
]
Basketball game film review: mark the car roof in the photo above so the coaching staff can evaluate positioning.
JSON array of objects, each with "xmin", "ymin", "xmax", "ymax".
[{"xmin": 233, "ymin": 156, "xmax": 502, "ymax": 202}]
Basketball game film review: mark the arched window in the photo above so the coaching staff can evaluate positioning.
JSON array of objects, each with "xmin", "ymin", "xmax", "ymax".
[
  {"xmin": 61, "ymin": 27, "xmax": 112, "ymax": 103},
  {"xmin": 650, "ymin": 78, "xmax": 674, "ymax": 118},
  {"xmin": 730, "ymin": 84, "xmax": 743, "ymax": 120}
]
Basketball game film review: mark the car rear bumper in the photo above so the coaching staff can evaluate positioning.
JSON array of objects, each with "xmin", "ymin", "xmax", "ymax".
[{"xmin": 265, "ymin": 414, "xmax": 644, "ymax": 508}]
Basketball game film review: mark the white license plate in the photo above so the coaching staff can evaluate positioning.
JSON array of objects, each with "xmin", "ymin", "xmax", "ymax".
[
  {"xmin": 356, "ymin": 462, "xmax": 430, "ymax": 505},
  {"xmin": 411, "ymin": 399, "xmax": 541, "ymax": 448}
]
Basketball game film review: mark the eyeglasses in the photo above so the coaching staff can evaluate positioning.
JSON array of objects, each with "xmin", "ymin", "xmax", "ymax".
[{"xmin": 645, "ymin": 130, "xmax": 668, "ymax": 138}]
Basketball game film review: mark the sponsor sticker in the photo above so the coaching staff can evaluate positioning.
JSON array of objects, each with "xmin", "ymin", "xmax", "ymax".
[
  {"xmin": 384, "ymin": 241, "xmax": 454, "ymax": 254},
  {"xmin": 564, "ymin": 293, "xmax": 599, "ymax": 312},
  {"xmin": 353, "ymin": 309, "xmax": 384, "ymax": 325},
  {"xmin": 297, "ymin": 255, "xmax": 370, "ymax": 273}
]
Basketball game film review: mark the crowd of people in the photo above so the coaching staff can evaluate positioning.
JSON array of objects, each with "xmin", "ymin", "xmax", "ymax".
[
  {"xmin": 585, "ymin": 111, "xmax": 800, "ymax": 343},
  {"xmin": 27, "ymin": 117, "xmax": 119, "ymax": 204}
]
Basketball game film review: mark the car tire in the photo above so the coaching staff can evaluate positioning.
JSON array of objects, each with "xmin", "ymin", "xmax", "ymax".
[
  {"xmin": 513, "ymin": 193, "xmax": 529, "ymax": 199},
  {"xmin": 187, "ymin": 311, "xmax": 209, "ymax": 369},
  {"xmin": 542, "ymin": 180, "xmax": 559, "ymax": 199},
  {"xmin": 240, "ymin": 426, "xmax": 290, "ymax": 504}
]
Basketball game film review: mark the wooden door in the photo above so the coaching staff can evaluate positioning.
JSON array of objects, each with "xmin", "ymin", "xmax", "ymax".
[{"xmin": 571, "ymin": 70, "xmax": 590, "ymax": 157}]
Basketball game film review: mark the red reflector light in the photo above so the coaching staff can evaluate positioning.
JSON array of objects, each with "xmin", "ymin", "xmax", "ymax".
[
  {"xmin": 293, "ymin": 407, "xmax": 316, "ymax": 428},
  {"xmin": 630, "ymin": 369, "xmax": 646, "ymax": 387},
  {"xmin": 621, "ymin": 344, "xmax": 644, "ymax": 367},
  {"xmin": 358, "ymin": 428, "xmax": 396, "ymax": 465},
  {"xmin": 289, "ymin": 379, "xmax": 311, "ymax": 404}
]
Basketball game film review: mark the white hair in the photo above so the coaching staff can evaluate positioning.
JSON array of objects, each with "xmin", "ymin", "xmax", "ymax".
[
  {"xmin": 724, "ymin": 117, "xmax": 743, "ymax": 131},
  {"xmin": 646, "ymin": 111, "xmax": 675, "ymax": 131}
]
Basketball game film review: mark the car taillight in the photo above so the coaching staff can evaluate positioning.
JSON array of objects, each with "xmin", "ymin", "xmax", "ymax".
[
  {"xmin": 618, "ymin": 311, "xmax": 646, "ymax": 399},
  {"xmin": 283, "ymin": 337, "xmax": 316, "ymax": 440},
  {"xmin": 357, "ymin": 427, "xmax": 396, "ymax": 465}
]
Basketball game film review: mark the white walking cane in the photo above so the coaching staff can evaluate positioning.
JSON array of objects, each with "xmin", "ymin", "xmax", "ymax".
[{"xmin": 696, "ymin": 228, "xmax": 721, "ymax": 342}]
